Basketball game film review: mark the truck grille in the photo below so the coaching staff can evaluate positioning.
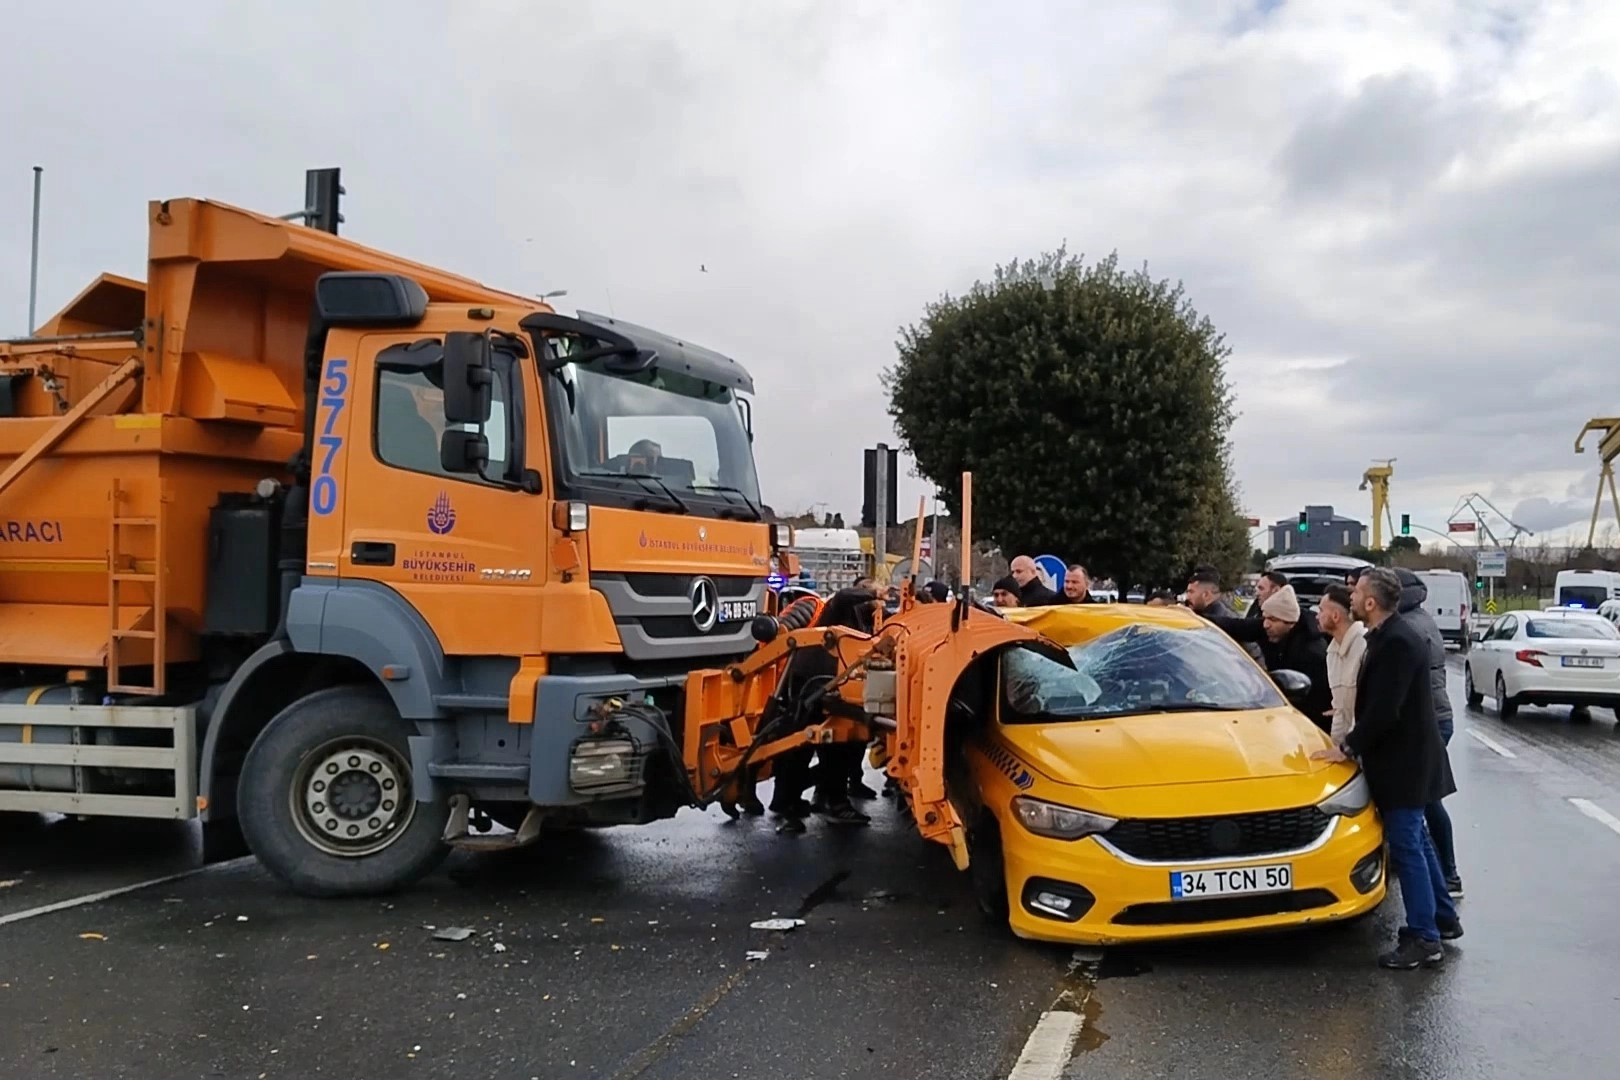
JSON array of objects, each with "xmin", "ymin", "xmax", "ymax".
[
  {"xmin": 1103, "ymin": 807, "xmax": 1331, "ymax": 863},
  {"xmin": 617, "ymin": 573, "xmax": 757, "ymax": 598}
]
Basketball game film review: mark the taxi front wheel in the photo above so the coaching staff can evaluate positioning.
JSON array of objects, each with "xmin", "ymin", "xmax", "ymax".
[{"xmin": 968, "ymin": 811, "xmax": 1010, "ymax": 923}]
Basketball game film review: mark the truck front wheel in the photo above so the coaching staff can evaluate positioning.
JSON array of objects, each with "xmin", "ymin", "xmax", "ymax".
[{"xmin": 238, "ymin": 684, "xmax": 450, "ymax": 897}]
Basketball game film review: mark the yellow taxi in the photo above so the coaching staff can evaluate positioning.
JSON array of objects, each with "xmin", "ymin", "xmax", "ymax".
[{"xmin": 955, "ymin": 602, "xmax": 1385, "ymax": 945}]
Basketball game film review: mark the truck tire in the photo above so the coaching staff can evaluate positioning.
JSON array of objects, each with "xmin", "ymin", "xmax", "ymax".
[{"xmin": 238, "ymin": 684, "xmax": 450, "ymax": 897}]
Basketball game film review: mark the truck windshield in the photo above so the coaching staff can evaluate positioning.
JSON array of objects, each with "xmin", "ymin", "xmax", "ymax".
[{"xmin": 542, "ymin": 353, "xmax": 761, "ymax": 514}]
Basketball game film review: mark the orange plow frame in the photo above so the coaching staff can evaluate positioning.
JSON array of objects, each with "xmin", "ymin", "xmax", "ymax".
[{"xmin": 675, "ymin": 472, "xmax": 1046, "ymax": 869}]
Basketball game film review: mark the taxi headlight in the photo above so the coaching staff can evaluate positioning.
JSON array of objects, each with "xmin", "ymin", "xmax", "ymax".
[
  {"xmin": 1011, "ymin": 796, "xmax": 1117, "ymax": 841},
  {"xmin": 1316, "ymin": 771, "xmax": 1371, "ymax": 817}
]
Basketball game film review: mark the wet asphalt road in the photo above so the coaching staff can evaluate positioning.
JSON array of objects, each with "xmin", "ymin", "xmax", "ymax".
[{"xmin": 3, "ymin": 653, "xmax": 1620, "ymax": 1080}]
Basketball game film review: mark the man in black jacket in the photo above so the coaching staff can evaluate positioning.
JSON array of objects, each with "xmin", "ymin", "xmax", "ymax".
[
  {"xmin": 1313, "ymin": 567, "xmax": 1461, "ymax": 969},
  {"xmin": 1009, "ymin": 556, "xmax": 1063, "ymax": 606},
  {"xmin": 1200, "ymin": 584, "xmax": 1333, "ymax": 730}
]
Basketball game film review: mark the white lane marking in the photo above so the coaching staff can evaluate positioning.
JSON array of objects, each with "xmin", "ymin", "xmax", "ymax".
[
  {"xmin": 1569, "ymin": 798, "xmax": 1620, "ymax": 838},
  {"xmin": 0, "ymin": 858, "xmax": 249, "ymax": 928},
  {"xmin": 1467, "ymin": 728, "xmax": 1517, "ymax": 758},
  {"xmin": 1007, "ymin": 1011, "xmax": 1086, "ymax": 1080}
]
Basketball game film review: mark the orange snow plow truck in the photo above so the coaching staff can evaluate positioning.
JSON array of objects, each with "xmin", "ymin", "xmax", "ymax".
[{"xmin": 0, "ymin": 177, "xmax": 1037, "ymax": 898}]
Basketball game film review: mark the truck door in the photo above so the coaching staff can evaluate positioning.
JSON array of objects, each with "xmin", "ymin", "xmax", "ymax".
[{"xmin": 335, "ymin": 332, "xmax": 544, "ymax": 658}]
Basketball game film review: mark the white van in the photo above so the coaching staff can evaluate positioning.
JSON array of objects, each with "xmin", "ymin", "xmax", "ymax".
[
  {"xmin": 1554, "ymin": 568, "xmax": 1620, "ymax": 611},
  {"xmin": 1415, "ymin": 569, "xmax": 1472, "ymax": 649}
]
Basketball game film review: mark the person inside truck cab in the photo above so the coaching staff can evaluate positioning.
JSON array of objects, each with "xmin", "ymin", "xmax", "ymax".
[{"xmin": 377, "ymin": 379, "xmax": 446, "ymax": 476}]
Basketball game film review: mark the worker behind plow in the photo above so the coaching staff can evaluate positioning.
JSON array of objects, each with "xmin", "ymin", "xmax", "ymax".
[{"xmin": 769, "ymin": 586, "xmax": 883, "ymax": 832}]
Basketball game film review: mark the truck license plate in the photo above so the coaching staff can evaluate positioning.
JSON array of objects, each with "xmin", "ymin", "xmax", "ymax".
[
  {"xmin": 1169, "ymin": 864, "xmax": 1292, "ymax": 900},
  {"xmin": 719, "ymin": 599, "xmax": 759, "ymax": 623}
]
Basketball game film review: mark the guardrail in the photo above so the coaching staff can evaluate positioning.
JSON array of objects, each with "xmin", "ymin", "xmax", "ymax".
[{"xmin": 0, "ymin": 704, "xmax": 197, "ymax": 819}]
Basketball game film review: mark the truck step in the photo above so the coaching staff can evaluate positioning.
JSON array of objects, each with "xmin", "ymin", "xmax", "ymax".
[{"xmin": 441, "ymin": 793, "xmax": 544, "ymax": 851}]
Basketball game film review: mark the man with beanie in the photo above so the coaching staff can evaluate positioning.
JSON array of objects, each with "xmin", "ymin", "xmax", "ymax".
[{"xmin": 1202, "ymin": 583, "xmax": 1333, "ymax": 730}]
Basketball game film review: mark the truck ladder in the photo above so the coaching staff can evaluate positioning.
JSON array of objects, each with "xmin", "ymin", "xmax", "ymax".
[{"xmin": 107, "ymin": 478, "xmax": 167, "ymax": 696}]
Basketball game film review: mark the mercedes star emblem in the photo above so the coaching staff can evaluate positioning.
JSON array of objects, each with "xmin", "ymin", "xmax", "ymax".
[{"xmin": 689, "ymin": 576, "xmax": 719, "ymax": 633}]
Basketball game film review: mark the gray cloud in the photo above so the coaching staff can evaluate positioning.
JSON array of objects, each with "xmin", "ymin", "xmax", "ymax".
[{"xmin": 2, "ymin": 0, "xmax": 1616, "ymax": 535}]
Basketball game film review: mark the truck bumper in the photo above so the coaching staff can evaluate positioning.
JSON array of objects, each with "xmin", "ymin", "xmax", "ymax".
[{"xmin": 407, "ymin": 671, "xmax": 688, "ymax": 810}]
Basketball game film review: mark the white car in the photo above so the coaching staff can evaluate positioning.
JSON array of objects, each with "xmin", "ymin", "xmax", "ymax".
[{"xmin": 1464, "ymin": 610, "xmax": 1620, "ymax": 719}]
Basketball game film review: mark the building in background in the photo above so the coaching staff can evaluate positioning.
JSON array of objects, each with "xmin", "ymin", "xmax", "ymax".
[{"xmin": 1269, "ymin": 504, "xmax": 1368, "ymax": 555}]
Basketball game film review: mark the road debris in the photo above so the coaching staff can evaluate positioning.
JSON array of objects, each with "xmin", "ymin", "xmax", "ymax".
[
  {"xmin": 750, "ymin": 918, "xmax": 806, "ymax": 932},
  {"xmin": 432, "ymin": 927, "xmax": 476, "ymax": 942}
]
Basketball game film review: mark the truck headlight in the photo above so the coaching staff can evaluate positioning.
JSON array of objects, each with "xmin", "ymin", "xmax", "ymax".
[
  {"xmin": 568, "ymin": 737, "xmax": 640, "ymax": 794},
  {"xmin": 1316, "ymin": 771, "xmax": 1371, "ymax": 817},
  {"xmin": 773, "ymin": 523, "xmax": 792, "ymax": 549},
  {"xmin": 1011, "ymin": 796, "xmax": 1117, "ymax": 840}
]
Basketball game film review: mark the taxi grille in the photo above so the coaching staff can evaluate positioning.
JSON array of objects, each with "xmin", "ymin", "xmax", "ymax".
[
  {"xmin": 1113, "ymin": 888, "xmax": 1338, "ymax": 926},
  {"xmin": 1104, "ymin": 807, "xmax": 1330, "ymax": 863}
]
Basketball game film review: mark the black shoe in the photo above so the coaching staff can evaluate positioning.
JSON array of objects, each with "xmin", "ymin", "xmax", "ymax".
[
  {"xmin": 817, "ymin": 801, "xmax": 871, "ymax": 827},
  {"xmin": 848, "ymin": 780, "xmax": 878, "ymax": 800},
  {"xmin": 1446, "ymin": 875, "xmax": 1464, "ymax": 900},
  {"xmin": 739, "ymin": 793, "xmax": 765, "ymax": 817},
  {"xmin": 1379, "ymin": 937, "xmax": 1443, "ymax": 969},
  {"xmin": 1398, "ymin": 918, "xmax": 1463, "ymax": 943},
  {"xmin": 775, "ymin": 815, "xmax": 807, "ymax": 834},
  {"xmin": 769, "ymin": 797, "xmax": 812, "ymax": 819}
]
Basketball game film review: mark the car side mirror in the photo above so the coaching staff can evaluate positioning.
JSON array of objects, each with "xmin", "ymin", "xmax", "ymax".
[
  {"xmin": 1271, "ymin": 668, "xmax": 1313, "ymax": 706},
  {"xmin": 442, "ymin": 331, "xmax": 494, "ymax": 424},
  {"xmin": 440, "ymin": 428, "xmax": 489, "ymax": 475}
]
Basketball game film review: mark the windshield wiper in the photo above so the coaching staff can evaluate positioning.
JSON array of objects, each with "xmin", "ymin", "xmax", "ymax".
[
  {"xmin": 580, "ymin": 470, "xmax": 690, "ymax": 514},
  {"xmin": 1061, "ymin": 702, "xmax": 1257, "ymax": 720},
  {"xmin": 690, "ymin": 483, "xmax": 763, "ymax": 521}
]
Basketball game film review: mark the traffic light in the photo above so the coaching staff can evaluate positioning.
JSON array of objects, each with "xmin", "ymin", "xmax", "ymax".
[
  {"xmin": 1400, "ymin": 513, "xmax": 1410, "ymax": 536},
  {"xmin": 1296, "ymin": 511, "xmax": 1308, "ymax": 533},
  {"xmin": 1475, "ymin": 578, "xmax": 1484, "ymax": 590}
]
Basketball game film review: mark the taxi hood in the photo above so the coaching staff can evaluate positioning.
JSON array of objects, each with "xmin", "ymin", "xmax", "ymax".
[{"xmin": 996, "ymin": 709, "xmax": 1327, "ymax": 790}]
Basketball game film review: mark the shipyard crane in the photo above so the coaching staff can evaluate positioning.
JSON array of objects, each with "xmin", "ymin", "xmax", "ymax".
[
  {"xmin": 1575, "ymin": 417, "xmax": 1620, "ymax": 549},
  {"xmin": 1360, "ymin": 459, "xmax": 1396, "ymax": 550}
]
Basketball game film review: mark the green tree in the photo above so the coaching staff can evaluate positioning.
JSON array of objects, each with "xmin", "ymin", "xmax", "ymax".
[{"xmin": 883, "ymin": 247, "xmax": 1244, "ymax": 588}]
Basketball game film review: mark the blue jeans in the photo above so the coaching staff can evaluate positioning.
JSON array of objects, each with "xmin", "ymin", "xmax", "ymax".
[{"xmin": 1383, "ymin": 806, "xmax": 1458, "ymax": 942}]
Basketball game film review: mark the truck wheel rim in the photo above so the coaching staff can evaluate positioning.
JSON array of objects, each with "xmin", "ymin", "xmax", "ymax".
[{"xmin": 291, "ymin": 738, "xmax": 416, "ymax": 858}]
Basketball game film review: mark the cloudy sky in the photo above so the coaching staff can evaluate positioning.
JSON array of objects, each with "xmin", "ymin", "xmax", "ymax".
[{"xmin": 4, "ymin": 0, "xmax": 1618, "ymax": 551}]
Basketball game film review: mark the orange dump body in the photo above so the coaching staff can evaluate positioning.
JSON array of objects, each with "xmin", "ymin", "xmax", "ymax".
[{"xmin": 0, "ymin": 197, "xmax": 551, "ymax": 677}]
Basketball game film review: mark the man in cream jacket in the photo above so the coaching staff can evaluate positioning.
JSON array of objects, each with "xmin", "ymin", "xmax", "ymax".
[{"xmin": 1318, "ymin": 583, "xmax": 1367, "ymax": 743}]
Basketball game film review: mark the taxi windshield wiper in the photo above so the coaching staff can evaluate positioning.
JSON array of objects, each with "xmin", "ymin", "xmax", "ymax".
[
  {"xmin": 581, "ymin": 470, "xmax": 690, "ymax": 514},
  {"xmin": 690, "ymin": 483, "xmax": 762, "ymax": 521}
]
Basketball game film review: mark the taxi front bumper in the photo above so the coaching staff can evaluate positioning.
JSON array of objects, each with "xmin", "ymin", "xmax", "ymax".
[{"xmin": 1000, "ymin": 808, "xmax": 1386, "ymax": 946}]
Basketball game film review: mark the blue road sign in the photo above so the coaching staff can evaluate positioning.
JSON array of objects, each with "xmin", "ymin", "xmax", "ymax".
[{"xmin": 1033, "ymin": 554, "xmax": 1067, "ymax": 593}]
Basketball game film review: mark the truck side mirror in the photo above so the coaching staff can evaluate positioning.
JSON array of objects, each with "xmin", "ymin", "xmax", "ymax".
[
  {"xmin": 442, "ymin": 331, "xmax": 493, "ymax": 424},
  {"xmin": 440, "ymin": 428, "xmax": 489, "ymax": 475}
]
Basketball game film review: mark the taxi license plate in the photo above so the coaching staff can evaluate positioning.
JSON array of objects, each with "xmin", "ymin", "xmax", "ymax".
[
  {"xmin": 1170, "ymin": 864, "xmax": 1291, "ymax": 900},
  {"xmin": 1562, "ymin": 656, "xmax": 1604, "ymax": 668},
  {"xmin": 719, "ymin": 599, "xmax": 759, "ymax": 623}
]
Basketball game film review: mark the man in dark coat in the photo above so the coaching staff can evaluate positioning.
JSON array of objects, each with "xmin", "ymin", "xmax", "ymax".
[
  {"xmin": 1185, "ymin": 566, "xmax": 1264, "ymax": 663},
  {"xmin": 1009, "ymin": 555, "xmax": 1063, "ymax": 606},
  {"xmin": 1314, "ymin": 567, "xmax": 1461, "ymax": 969}
]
